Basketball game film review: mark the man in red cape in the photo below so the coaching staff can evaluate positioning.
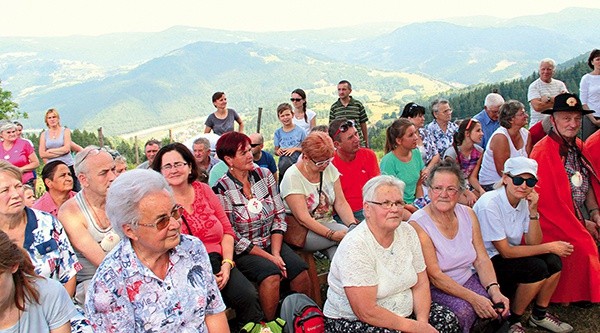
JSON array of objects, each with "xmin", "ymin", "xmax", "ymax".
[{"xmin": 530, "ymin": 93, "xmax": 600, "ymax": 303}]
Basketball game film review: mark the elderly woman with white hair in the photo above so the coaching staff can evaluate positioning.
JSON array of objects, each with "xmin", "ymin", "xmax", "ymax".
[
  {"xmin": 0, "ymin": 120, "xmax": 39, "ymax": 187},
  {"xmin": 84, "ymin": 169, "xmax": 229, "ymax": 332},
  {"xmin": 324, "ymin": 175, "xmax": 460, "ymax": 333}
]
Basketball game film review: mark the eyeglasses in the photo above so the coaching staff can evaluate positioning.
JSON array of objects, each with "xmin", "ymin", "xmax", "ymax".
[
  {"xmin": 332, "ymin": 120, "xmax": 355, "ymax": 139},
  {"xmin": 137, "ymin": 204, "xmax": 184, "ymax": 230},
  {"xmin": 160, "ymin": 161, "xmax": 188, "ymax": 171},
  {"xmin": 430, "ymin": 186, "xmax": 460, "ymax": 196},
  {"xmin": 290, "ymin": 98, "xmax": 303, "ymax": 102},
  {"xmin": 250, "ymin": 143, "xmax": 260, "ymax": 148},
  {"xmin": 78, "ymin": 147, "xmax": 109, "ymax": 163},
  {"xmin": 508, "ymin": 175, "xmax": 537, "ymax": 188},
  {"xmin": 367, "ymin": 200, "xmax": 405, "ymax": 209},
  {"xmin": 311, "ymin": 157, "xmax": 333, "ymax": 167},
  {"xmin": 438, "ymin": 108, "xmax": 453, "ymax": 114}
]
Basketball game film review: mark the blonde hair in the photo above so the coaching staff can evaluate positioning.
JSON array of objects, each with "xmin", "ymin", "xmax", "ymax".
[{"xmin": 0, "ymin": 160, "xmax": 23, "ymax": 181}]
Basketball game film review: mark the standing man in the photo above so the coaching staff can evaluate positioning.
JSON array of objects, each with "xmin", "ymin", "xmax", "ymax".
[
  {"xmin": 328, "ymin": 118, "xmax": 380, "ymax": 222},
  {"xmin": 329, "ymin": 80, "xmax": 369, "ymax": 148},
  {"xmin": 249, "ymin": 133, "xmax": 278, "ymax": 181},
  {"xmin": 530, "ymin": 93, "xmax": 600, "ymax": 304},
  {"xmin": 193, "ymin": 137, "xmax": 219, "ymax": 173},
  {"xmin": 473, "ymin": 93, "xmax": 504, "ymax": 149},
  {"xmin": 527, "ymin": 58, "xmax": 568, "ymax": 144},
  {"xmin": 137, "ymin": 139, "xmax": 160, "ymax": 169},
  {"xmin": 58, "ymin": 146, "xmax": 119, "ymax": 304}
]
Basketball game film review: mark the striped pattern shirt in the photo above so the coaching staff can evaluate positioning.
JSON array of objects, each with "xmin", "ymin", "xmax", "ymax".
[{"xmin": 330, "ymin": 96, "xmax": 369, "ymax": 145}]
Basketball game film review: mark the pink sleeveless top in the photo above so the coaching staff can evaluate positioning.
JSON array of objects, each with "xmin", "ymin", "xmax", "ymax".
[{"xmin": 411, "ymin": 204, "xmax": 476, "ymax": 285}]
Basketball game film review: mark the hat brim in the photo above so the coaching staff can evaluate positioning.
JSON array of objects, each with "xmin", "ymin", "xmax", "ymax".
[{"xmin": 542, "ymin": 108, "xmax": 595, "ymax": 115}]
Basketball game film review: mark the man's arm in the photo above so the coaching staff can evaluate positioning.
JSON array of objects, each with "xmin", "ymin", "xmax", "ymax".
[
  {"xmin": 360, "ymin": 122, "xmax": 369, "ymax": 148},
  {"xmin": 57, "ymin": 200, "xmax": 107, "ymax": 267}
]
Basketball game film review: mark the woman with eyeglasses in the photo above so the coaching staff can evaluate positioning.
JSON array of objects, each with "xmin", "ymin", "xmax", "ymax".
[
  {"xmin": 0, "ymin": 121, "xmax": 39, "ymax": 188},
  {"xmin": 280, "ymin": 131, "xmax": 355, "ymax": 259},
  {"xmin": 212, "ymin": 132, "xmax": 310, "ymax": 322},
  {"xmin": 151, "ymin": 143, "xmax": 263, "ymax": 329},
  {"xmin": 85, "ymin": 169, "xmax": 229, "ymax": 332},
  {"xmin": 291, "ymin": 88, "xmax": 317, "ymax": 135},
  {"xmin": 409, "ymin": 160, "xmax": 509, "ymax": 333},
  {"xmin": 0, "ymin": 160, "xmax": 92, "ymax": 333},
  {"xmin": 38, "ymin": 109, "xmax": 82, "ymax": 192},
  {"xmin": 204, "ymin": 91, "xmax": 244, "ymax": 135},
  {"xmin": 324, "ymin": 175, "xmax": 460, "ymax": 333},
  {"xmin": 473, "ymin": 157, "xmax": 573, "ymax": 332},
  {"xmin": 380, "ymin": 118, "xmax": 427, "ymax": 210},
  {"xmin": 401, "ymin": 102, "xmax": 440, "ymax": 179},
  {"xmin": 479, "ymin": 100, "xmax": 532, "ymax": 192}
]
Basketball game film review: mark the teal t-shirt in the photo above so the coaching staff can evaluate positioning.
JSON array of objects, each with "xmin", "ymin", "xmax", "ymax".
[{"xmin": 379, "ymin": 149, "xmax": 424, "ymax": 204}]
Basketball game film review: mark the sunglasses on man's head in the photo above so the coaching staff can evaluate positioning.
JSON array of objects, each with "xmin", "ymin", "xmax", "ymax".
[
  {"xmin": 508, "ymin": 175, "xmax": 538, "ymax": 188},
  {"xmin": 332, "ymin": 120, "xmax": 355, "ymax": 139}
]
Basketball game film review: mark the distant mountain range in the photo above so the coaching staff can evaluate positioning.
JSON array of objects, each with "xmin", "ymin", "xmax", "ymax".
[{"xmin": 1, "ymin": 7, "xmax": 598, "ymax": 135}]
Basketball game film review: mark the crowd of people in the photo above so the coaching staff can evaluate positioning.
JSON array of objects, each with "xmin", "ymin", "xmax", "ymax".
[{"xmin": 1, "ymin": 51, "xmax": 599, "ymax": 333}]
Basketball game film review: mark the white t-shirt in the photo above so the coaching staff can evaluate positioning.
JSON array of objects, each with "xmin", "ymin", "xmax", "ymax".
[
  {"xmin": 0, "ymin": 278, "xmax": 76, "ymax": 333},
  {"xmin": 323, "ymin": 222, "xmax": 426, "ymax": 319},
  {"xmin": 280, "ymin": 163, "xmax": 339, "ymax": 223},
  {"xmin": 474, "ymin": 188, "xmax": 530, "ymax": 258},
  {"xmin": 292, "ymin": 109, "xmax": 317, "ymax": 136},
  {"xmin": 580, "ymin": 73, "xmax": 600, "ymax": 118},
  {"xmin": 527, "ymin": 78, "xmax": 568, "ymax": 126}
]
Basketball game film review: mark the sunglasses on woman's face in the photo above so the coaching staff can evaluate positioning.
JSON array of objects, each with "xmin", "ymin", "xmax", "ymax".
[
  {"xmin": 290, "ymin": 98, "xmax": 303, "ymax": 102},
  {"xmin": 332, "ymin": 120, "xmax": 355, "ymax": 139},
  {"xmin": 137, "ymin": 204, "xmax": 184, "ymax": 230},
  {"xmin": 508, "ymin": 175, "xmax": 538, "ymax": 188}
]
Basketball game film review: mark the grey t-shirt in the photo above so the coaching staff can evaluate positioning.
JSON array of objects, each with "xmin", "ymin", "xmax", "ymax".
[
  {"xmin": 205, "ymin": 108, "xmax": 240, "ymax": 135},
  {"xmin": 0, "ymin": 277, "xmax": 76, "ymax": 333}
]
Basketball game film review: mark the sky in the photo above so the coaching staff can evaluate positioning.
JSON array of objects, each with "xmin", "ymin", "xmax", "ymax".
[{"xmin": 2, "ymin": 0, "xmax": 599, "ymax": 37}]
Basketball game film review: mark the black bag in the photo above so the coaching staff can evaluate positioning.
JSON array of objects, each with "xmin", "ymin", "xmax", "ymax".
[{"xmin": 470, "ymin": 317, "xmax": 510, "ymax": 333}]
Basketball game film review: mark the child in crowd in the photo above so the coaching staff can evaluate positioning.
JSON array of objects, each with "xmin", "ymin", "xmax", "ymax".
[
  {"xmin": 23, "ymin": 184, "xmax": 36, "ymax": 207},
  {"xmin": 274, "ymin": 103, "xmax": 306, "ymax": 181},
  {"xmin": 444, "ymin": 118, "xmax": 485, "ymax": 206}
]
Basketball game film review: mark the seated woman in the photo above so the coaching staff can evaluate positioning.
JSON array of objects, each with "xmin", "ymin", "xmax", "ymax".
[
  {"xmin": 33, "ymin": 160, "xmax": 76, "ymax": 217},
  {"xmin": 22, "ymin": 184, "xmax": 36, "ymax": 207},
  {"xmin": 204, "ymin": 91, "xmax": 244, "ymax": 135},
  {"xmin": 0, "ymin": 161, "xmax": 90, "ymax": 333},
  {"xmin": 280, "ymin": 131, "xmax": 355, "ymax": 258},
  {"xmin": 85, "ymin": 169, "xmax": 229, "ymax": 332},
  {"xmin": 380, "ymin": 118, "xmax": 426, "ymax": 211},
  {"xmin": 474, "ymin": 157, "xmax": 573, "ymax": 333},
  {"xmin": 324, "ymin": 175, "xmax": 460, "ymax": 333},
  {"xmin": 0, "ymin": 121, "xmax": 39, "ymax": 187},
  {"xmin": 0, "ymin": 230, "xmax": 76, "ymax": 333},
  {"xmin": 401, "ymin": 102, "xmax": 440, "ymax": 179},
  {"xmin": 479, "ymin": 100, "xmax": 531, "ymax": 191},
  {"xmin": 152, "ymin": 142, "xmax": 263, "ymax": 328},
  {"xmin": 409, "ymin": 160, "xmax": 509, "ymax": 333},
  {"xmin": 212, "ymin": 132, "xmax": 311, "ymax": 321},
  {"xmin": 443, "ymin": 118, "xmax": 485, "ymax": 206}
]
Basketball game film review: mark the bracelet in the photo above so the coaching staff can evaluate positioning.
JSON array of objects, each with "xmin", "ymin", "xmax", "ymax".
[
  {"xmin": 485, "ymin": 282, "xmax": 499, "ymax": 293},
  {"xmin": 326, "ymin": 229, "xmax": 335, "ymax": 240},
  {"xmin": 529, "ymin": 214, "xmax": 539, "ymax": 220},
  {"xmin": 221, "ymin": 259, "xmax": 235, "ymax": 268}
]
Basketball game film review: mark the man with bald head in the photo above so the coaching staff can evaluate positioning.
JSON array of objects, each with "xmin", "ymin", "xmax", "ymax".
[
  {"xmin": 249, "ymin": 133, "xmax": 278, "ymax": 181},
  {"xmin": 474, "ymin": 93, "xmax": 504, "ymax": 149},
  {"xmin": 58, "ymin": 146, "xmax": 119, "ymax": 304}
]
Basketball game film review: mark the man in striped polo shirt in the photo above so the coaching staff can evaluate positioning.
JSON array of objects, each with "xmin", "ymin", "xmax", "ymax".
[{"xmin": 329, "ymin": 80, "xmax": 370, "ymax": 147}]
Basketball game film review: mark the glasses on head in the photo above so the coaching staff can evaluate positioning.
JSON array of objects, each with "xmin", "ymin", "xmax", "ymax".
[
  {"xmin": 137, "ymin": 204, "xmax": 183, "ymax": 231},
  {"xmin": 290, "ymin": 98, "xmax": 303, "ymax": 102},
  {"xmin": 367, "ymin": 200, "xmax": 405, "ymax": 210},
  {"xmin": 465, "ymin": 118, "xmax": 479, "ymax": 130},
  {"xmin": 160, "ymin": 161, "xmax": 188, "ymax": 171},
  {"xmin": 332, "ymin": 120, "xmax": 355, "ymax": 139},
  {"xmin": 508, "ymin": 175, "xmax": 538, "ymax": 188},
  {"xmin": 311, "ymin": 157, "xmax": 333, "ymax": 167},
  {"xmin": 430, "ymin": 186, "xmax": 460, "ymax": 196},
  {"xmin": 250, "ymin": 143, "xmax": 260, "ymax": 148},
  {"xmin": 79, "ymin": 147, "xmax": 109, "ymax": 163}
]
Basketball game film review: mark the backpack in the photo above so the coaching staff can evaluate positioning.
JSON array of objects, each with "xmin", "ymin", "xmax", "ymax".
[{"xmin": 279, "ymin": 293, "xmax": 325, "ymax": 333}]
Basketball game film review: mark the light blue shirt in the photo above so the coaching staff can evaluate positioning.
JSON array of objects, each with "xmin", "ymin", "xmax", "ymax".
[{"xmin": 473, "ymin": 109, "xmax": 500, "ymax": 150}]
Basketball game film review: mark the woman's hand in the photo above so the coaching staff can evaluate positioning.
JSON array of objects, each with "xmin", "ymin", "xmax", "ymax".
[
  {"xmin": 331, "ymin": 229, "xmax": 347, "ymax": 242},
  {"xmin": 469, "ymin": 294, "xmax": 498, "ymax": 319},
  {"xmin": 464, "ymin": 190, "xmax": 478, "ymax": 206},
  {"xmin": 215, "ymin": 263, "xmax": 232, "ymax": 290},
  {"xmin": 526, "ymin": 190, "xmax": 539, "ymax": 212},
  {"xmin": 415, "ymin": 320, "xmax": 438, "ymax": 333},
  {"xmin": 269, "ymin": 254, "xmax": 287, "ymax": 278},
  {"xmin": 545, "ymin": 241, "xmax": 574, "ymax": 257},
  {"xmin": 489, "ymin": 289, "xmax": 510, "ymax": 318}
]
